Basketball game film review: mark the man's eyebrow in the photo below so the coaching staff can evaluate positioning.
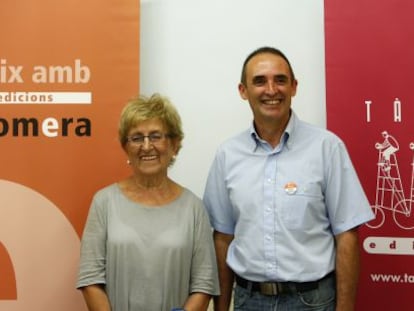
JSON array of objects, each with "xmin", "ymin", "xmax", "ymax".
[
  {"xmin": 251, "ymin": 75, "xmax": 266, "ymax": 82},
  {"xmin": 251, "ymin": 74, "xmax": 289, "ymax": 83},
  {"xmin": 274, "ymin": 74, "xmax": 289, "ymax": 80}
]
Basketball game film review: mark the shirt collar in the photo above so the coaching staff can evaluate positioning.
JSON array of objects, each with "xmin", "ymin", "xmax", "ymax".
[{"xmin": 248, "ymin": 110, "xmax": 298, "ymax": 152}]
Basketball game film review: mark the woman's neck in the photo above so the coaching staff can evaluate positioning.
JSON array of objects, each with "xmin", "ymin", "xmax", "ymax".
[
  {"xmin": 133, "ymin": 175, "xmax": 169, "ymax": 190},
  {"xmin": 120, "ymin": 175, "xmax": 182, "ymax": 206}
]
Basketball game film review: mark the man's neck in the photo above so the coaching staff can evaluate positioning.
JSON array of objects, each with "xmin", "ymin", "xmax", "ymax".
[{"xmin": 254, "ymin": 114, "xmax": 290, "ymax": 148}]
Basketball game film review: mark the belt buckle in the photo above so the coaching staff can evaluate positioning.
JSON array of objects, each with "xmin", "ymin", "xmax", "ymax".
[{"xmin": 259, "ymin": 282, "xmax": 280, "ymax": 296}]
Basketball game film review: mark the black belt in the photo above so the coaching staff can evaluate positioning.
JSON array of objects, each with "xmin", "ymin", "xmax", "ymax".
[{"xmin": 235, "ymin": 271, "xmax": 334, "ymax": 296}]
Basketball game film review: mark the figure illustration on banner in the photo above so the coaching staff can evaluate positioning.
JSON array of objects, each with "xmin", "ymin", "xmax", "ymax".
[{"xmin": 366, "ymin": 131, "xmax": 414, "ymax": 230}]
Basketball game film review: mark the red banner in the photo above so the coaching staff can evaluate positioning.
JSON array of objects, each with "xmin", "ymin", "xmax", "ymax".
[
  {"xmin": 0, "ymin": 1, "xmax": 139, "ymax": 309},
  {"xmin": 325, "ymin": 1, "xmax": 414, "ymax": 309}
]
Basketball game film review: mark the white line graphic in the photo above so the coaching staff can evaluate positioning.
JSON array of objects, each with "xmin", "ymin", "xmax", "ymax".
[
  {"xmin": 0, "ymin": 92, "xmax": 92, "ymax": 104},
  {"xmin": 366, "ymin": 131, "xmax": 414, "ymax": 230}
]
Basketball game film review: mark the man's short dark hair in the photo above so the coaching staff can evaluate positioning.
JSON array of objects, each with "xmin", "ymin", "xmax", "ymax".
[{"xmin": 240, "ymin": 46, "xmax": 295, "ymax": 85}]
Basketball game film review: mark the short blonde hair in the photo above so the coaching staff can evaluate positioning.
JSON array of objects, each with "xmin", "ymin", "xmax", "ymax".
[{"xmin": 118, "ymin": 93, "xmax": 184, "ymax": 155}]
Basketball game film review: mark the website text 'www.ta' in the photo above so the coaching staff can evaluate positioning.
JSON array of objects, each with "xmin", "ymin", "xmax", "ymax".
[{"xmin": 370, "ymin": 273, "xmax": 414, "ymax": 283}]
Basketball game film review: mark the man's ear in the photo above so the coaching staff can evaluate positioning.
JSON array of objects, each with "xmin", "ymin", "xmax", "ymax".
[
  {"xmin": 238, "ymin": 83, "xmax": 248, "ymax": 100},
  {"xmin": 291, "ymin": 79, "xmax": 298, "ymax": 97}
]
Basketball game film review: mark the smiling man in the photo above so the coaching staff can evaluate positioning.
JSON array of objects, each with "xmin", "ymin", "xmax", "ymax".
[{"xmin": 203, "ymin": 46, "xmax": 374, "ymax": 311}]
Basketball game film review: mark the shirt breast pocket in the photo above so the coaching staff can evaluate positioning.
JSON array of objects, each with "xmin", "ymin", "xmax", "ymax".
[{"xmin": 280, "ymin": 182, "xmax": 325, "ymax": 230}]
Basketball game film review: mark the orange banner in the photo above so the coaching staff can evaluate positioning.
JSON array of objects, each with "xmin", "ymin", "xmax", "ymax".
[{"xmin": 0, "ymin": 0, "xmax": 139, "ymax": 309}]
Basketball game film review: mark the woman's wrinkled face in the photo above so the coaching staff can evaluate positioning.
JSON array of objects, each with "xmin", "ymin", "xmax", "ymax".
[{"xmin": 124, "ymin": 118, "xmax": 177, "ymax": 178}]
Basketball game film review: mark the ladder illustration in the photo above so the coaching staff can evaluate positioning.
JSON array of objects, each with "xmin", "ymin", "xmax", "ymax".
[{"xmin": 366, "ymin": 131, "xmax": 414, "ymax": 229}]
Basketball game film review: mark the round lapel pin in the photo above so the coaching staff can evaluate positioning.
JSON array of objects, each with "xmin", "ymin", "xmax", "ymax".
[{"xmin": 284, "ymin": 182, "xmax": 297, "ymax": 195}]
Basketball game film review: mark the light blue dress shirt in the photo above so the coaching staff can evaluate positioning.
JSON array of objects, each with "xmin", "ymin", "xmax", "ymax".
[{"xmin": 203, "ymin": 111, "xmax": 374, "ymax": 283}]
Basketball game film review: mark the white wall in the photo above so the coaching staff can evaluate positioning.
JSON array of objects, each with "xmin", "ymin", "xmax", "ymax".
[{"xmin": 140, "ymin": 0, "xmax": 326, "ymax": 197}]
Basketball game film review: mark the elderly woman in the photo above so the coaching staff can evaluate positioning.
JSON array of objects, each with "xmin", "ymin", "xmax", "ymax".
[{"xmin": 77, "ymin": 94, "xmax": 219, "ymax": 311}]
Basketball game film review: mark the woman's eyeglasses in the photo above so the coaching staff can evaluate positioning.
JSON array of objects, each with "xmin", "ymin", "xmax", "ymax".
[{"xmin": 126, "ymin": 132, "xmax": 171, "ymax": 147}]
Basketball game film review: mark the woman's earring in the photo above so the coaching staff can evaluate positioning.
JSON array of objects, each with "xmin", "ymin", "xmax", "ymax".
[{"xmin": 127, "ymin": 159, "xmax": 131, "ymax": 165}]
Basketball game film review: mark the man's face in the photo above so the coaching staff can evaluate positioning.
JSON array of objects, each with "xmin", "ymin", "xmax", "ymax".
[{"xmin": 239, "ymin": 53, "xmax": 297, "ymax": 125}]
